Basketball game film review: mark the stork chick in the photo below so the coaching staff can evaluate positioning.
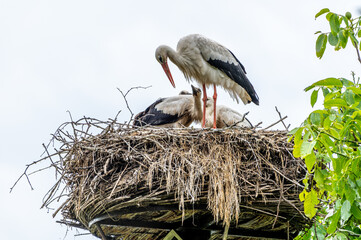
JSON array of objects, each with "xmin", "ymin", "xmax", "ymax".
[
  {"xmin": 205, "ymin": 98, "xmax": 252, "ymax": 128},
  {"xmin": 133, "ymin": 85, "xmax": 202, "ymax": 128}
]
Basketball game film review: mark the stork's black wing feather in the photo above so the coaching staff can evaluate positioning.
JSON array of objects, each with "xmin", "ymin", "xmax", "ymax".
[
  {"xmin": 133, "ymin": 98, "xmax": 184, "ymax": 126},
  {"xmin": 206, "ymin": 49, "xmax": 259, "ymax": 105}
]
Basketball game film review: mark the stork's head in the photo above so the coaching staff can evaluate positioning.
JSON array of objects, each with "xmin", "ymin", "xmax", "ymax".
[
  {"xmin": 191, "ymin": 85, "xmax": 202, "ymax": 98},
  {"xmin": 178, "ymin": 90, "xmax": 191, "ymax": 95},
  {"xmin": 155, "ymin": 45, "xmax": 175, "ymax": 88},
  {"xmin": 205, "ymin": 97, "xmax": 214, "ymax": 108}
]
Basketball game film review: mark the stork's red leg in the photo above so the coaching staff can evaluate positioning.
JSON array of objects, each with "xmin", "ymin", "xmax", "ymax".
[
  {"xmin": 213, "ymin": 84, "xmax": 217, "ymax": 129},
  {"xmin": 202, "ymin": 84, "xmax": 207, "ymax": 128}
]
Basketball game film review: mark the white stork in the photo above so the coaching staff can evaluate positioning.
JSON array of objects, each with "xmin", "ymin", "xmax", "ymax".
[
  {"xmin": 155, "ymin": 34, "xmax": 259, "ymax": 129},
  {"xmin": 133, "ymin": 85, "xmax": 202, "ymax": 128},
  {"xmin": 205, "ymin": 98, "xmax": 252, "ymax": 128}
]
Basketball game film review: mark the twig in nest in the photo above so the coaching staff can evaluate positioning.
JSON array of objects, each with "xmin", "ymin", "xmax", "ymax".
[
  {"xmin": 275, "ymin": 106, "xmax": 289, "ymax": 131},
  {"xmin": 19, "ymin": 114, "xmax": 308, "ymax": 238},
  {"xmin": 10, "ymin": 145, "xmax": 65, "ymax": 193},
  {"xmin": 264, "ymin": 116, "xmax": 288, "ymax": 130},
  {"xmin": 10, "ymin": 165, "xmax": 34, "ymax": 193},
  {"xmin": 67, "ymin": 111, "xmax": 78, "ymax": 142},
  {"xmin": 253, "ymin": 122, "xmax": 262, "ymax": 129},
  {"xmin": 117, "ymin": 85, "xmax": 152, "ymax": 125},
  {"xmin": 224, "ymin": 111, "xmax": 250, "ymax": 128}
]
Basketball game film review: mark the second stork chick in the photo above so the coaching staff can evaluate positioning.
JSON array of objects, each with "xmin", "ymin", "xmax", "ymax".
[
  {"xmin": 205, "ymin": 99, "xmax": 252, "ymax": 128},
  {"xmin": 133, "ymin": 85, "xmax": 202, "ymax": 128}
]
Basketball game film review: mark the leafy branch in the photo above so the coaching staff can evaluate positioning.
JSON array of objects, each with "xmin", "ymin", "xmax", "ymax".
[
  {"xmin": 315, "ymin": 8, "xmax": 361, "ymax": 64},
  {"xmin": 293, "ymin": 8, "xmax": 361, "ymax": 240}
]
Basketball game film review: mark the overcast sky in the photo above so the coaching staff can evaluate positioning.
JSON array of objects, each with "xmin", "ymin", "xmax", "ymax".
[{"xmin": 1, "ymin": 1, "xmax": 361, "ymax": 239}]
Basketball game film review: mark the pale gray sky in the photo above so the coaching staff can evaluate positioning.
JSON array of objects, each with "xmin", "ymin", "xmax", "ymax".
[{"xmin": 1, "ymin": 1, "xmax": 361, "ymax": 239}]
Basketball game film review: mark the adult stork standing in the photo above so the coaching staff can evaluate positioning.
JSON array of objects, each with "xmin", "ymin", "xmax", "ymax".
[
  {"xmin": 155, "ymin": 34, "xmax": 259, "ymax": 129},
  {"xmin": 205, "ymin": 98, "xmax": 252, "ymax": 129},
  {"xmin": 133, "ymin": 85, "xmax": 202, "ymax": 128}
]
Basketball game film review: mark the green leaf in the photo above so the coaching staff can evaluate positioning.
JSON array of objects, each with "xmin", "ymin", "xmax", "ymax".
[
  {"xmin": 316, "ymin": 33, "xmax": 327, "ymax": 59},
  {"xmin": 351, "ymin": 110, "xmax": 361, "ymax": 118},
  {"xmin": 299, "ymin": 189, "xmax": 306, "ymax": 202},
  {"xmin": 314, "ymin": 168, "xmax": 325, "ymax": 188},
  {"xmin": 328, "ymin": 33, "xmax": 339, "ymax": 46},
  {"xmin": 310, "ymin": 112, "xmax": 322, "ymax": 125},
  {"xmin": 327, "ymin": 209, "xmax": 341, "ymax": 234},
  {"xmin": 332, "ymin": 156, "xmax": 342, "ymax": 174},
  {"xmin": 300, "ymin": 140, "xmax": 316, "ymax": 158},
  {"xmin": 294, "ymin": 127, "xmax": 304, "ymax": 144},
  {"xmin": 358, "ymin": 29, "xmax": 361, "ymax": 38},
  {"xmin": 305, "ymin": 78, "xmax": 342, "ymax": 91},
  {"xmin": 342, "ymin": 16, "xmax": 350, "ymax": 27},
  {"xmin": 335, "ymin": 232, "xmax": 348, "ymax": 240},
  {"xmin": 329, "ymin": 13, "xmax": 340, "ymax": 35},
  {"xmin": 324, "ymin": 98, "xmax": 348, "ymax": 108},
  {"xmin": 347, "ymin": 86, "xmax": 361, "ymax": 95},
  {"xmin": 338, "ymin": 29, "xmax": 348, "ymax": 48},
  {"xmin": 329, "ymin": 114, "xmax": 336, "ymax": 121},
  {"xmin": 315, "ymin": 8, "xmax": 330, "ymax": 19},
  {"xmin": 292, "ymin": 127, "xmax": 304, "ymax": 158},
  {"xmin": 341, "ymin": 200, "xmax": 352, "ymax": 222},
  {"xmin": 329, "ymin": 127, "xmax": 340, "ymax": 139},
  {"xmin": 321, "ymin": 133, "xmax": 336, "ymax": 147},
  {"xmin": 326, "ymin": 12, "xmax": 333, "ymax": 21},
  {"xmin": 293, "ymin": 143, "xmax": 301, "ymax": 158},
  {"xmin": 350, "ymin": 33, "xmax": 359, "ymax": 46},
  {"xmin": 324, "ymin": 116, "xmax": 331, "ymax": 130},
  {"xmin": 352, "ymin": 157, "xmax": 361, "ymax": 176},
  {"xmin": 324, "ymin": 91, "xmax": 337, "ymax": 102},
  {"xmin": 344, "ymin": 182, "xmax": 356, "ymax": 204},
  {"xmin": 333, "ymin": 122, "xmax": 343, "ymax": 129},
  {"xmin": 304, "ymin": 189, "xmax": 319, "ymax": 218},
  {"xmin": 352, "ymin": 119, "xmax": 361, "ymax": 134},
  {"xmin": 322, "ymin": 88, "xmax": 330, "ymax": 97},
  {"xmin": 351, "ymin": 203, "xmax": 361, "ymax": 220},
  {"xmin": 344, "ymin": 90, "xmax": 355, "ymax": 105},
  {"xmin": 305, "ymin": 152, "xmax": 316, "ymax": 172},
  {"xmin": 311, "ymin": 90, "xmax": 319, "ymax": 107},
  {"xmin": 357, "ymin": 178, "xmax": 361, "ymax": 188},
  {"xmin": 340, "ymin": 78, "xmax": 353, "ymax": 87},
  {"xmin": 315, "ymin": 224, "xmax": 327, "ymax": 239}
]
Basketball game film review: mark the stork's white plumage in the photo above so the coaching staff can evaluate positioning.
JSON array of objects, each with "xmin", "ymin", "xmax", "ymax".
[
  {"xmin": 133, "ymin": 85, "xmax": 202, "ymax": 128},
  {"xmin": 155, "ymin": 34, "xmax": 259, "ymax": 129},
  {"xmin": 205, "ymin": 99, "xmax": 252, "ymax": 128}
]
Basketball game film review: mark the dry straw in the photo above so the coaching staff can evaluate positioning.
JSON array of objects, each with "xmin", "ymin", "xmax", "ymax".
[
  {"xmin": 16, "ymin": 112, "xmax": 307, "ymax": 235},
  {"xmin": 11, "ymin": 102, "xmax": 309, "ymax": 239}
]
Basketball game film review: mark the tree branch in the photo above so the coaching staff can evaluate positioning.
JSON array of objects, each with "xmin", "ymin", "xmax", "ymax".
[
  {"xmin": 351, "ymin": 38, "xmax": 361, "ymax": 64},
  {"xmin": 117, "ymin": 85, "xmax": 151, "ymax": 124}
]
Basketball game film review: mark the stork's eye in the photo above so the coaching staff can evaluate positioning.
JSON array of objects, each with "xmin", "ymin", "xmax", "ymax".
[{"xmin": 158, "ymin": 56, "xmax": 163, "ymax": 63}]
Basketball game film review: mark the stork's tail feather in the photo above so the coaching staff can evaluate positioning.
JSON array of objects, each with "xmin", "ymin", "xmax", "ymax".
[{"xmin": 251, "ymin": 92, "xmax": 259, "ymax": 105}]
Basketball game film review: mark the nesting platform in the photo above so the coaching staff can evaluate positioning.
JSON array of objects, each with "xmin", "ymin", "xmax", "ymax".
[{"xmin": 43, "ymin": 119, "xmax": 308, "ymax": 240}]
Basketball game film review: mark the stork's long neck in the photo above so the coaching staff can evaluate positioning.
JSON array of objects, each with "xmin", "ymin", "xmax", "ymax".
[
  {"xmin": 165, "ymin": 46, "xmax": 193, "ymax": 77},
  {"xmin": 163, "ymin": 46, "xmax": 181, "ymax": 66},
  {"xmin": 205, "ymin": 101, "xmax": 215, "ymax": 116},
  {"xmin": 192, "ymin": 94, "xmax": 203, "ymax": 122}
]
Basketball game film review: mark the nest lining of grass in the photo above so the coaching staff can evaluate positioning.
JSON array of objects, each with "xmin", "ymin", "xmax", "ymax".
[{"xmin": 34, "ymin": 116, "xmax": 307, "ymax": 238}]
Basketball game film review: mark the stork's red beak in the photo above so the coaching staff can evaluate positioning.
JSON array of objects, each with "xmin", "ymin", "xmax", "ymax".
[{"xmin": 161, "ymin": 62, "xmax": 175, "ymax": 88}]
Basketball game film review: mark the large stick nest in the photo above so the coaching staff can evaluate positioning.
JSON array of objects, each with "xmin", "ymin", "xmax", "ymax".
[{"xmin": 38, "ymin": 117, "xmax": 308, "ymax": 239}]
